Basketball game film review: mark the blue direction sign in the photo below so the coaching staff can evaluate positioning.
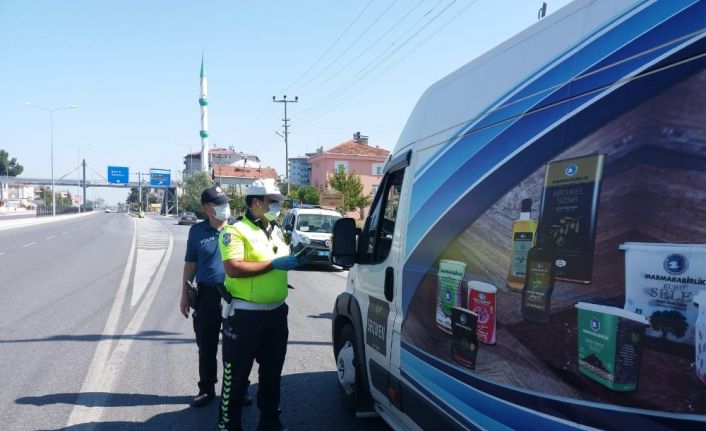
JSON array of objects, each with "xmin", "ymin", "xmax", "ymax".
[
  {"xmin": 150, "ymin": 169, "xmax": 171, "ymax": 186},
  {"xmin": 108, "ymin": 166, "xmax": 129, "ymax": 184}
]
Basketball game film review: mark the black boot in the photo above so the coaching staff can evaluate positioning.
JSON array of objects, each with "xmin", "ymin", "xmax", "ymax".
[{"xmin": 257, "ymin": 410, "xmax": 288, "ymax": 431}]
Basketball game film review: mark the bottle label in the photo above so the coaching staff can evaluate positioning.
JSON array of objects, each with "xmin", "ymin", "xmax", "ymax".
[
  {"xmin": 510, "ymin": 231, "xmax": 534, "ymax": 277},
  {"xmin": 524, "ymin": 260, "xmax": 551, "ymax": 311}
]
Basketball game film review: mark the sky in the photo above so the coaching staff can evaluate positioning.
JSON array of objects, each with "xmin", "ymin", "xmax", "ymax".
[{"xmin": 0, "ymin": 0, "xmax": 572, "ymax": 206}]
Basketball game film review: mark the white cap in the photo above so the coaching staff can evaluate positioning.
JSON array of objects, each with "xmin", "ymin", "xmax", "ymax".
[{"xmin": 246, "ymin": 178, "xmax": 287, "ymax": 201}]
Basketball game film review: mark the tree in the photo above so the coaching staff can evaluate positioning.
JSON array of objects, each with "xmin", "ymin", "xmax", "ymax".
[
  {"xmin": 650, "ymin": 310, "xmax": 688, "ymax": 340},
  {"xmin": 126, "ymin": 187, "xmax": 157, "ymax": 210},
  {"xmin": 298, "ymin": 186, "xmax": 320, "ymax": 205},
  {"xmin": 225, "ymin": 186, "xmax": 247, "ymax": 216},
  {"xmin": 0, "ymin": 149, "xmax": 24, "ymax": 176},
  {"xmin": 328, "ymin": 167, "xmax": 370, "ymax": 218},
  {"xmin": 182, "ymin": 171, "xmax": 212, "ymax": 215}
]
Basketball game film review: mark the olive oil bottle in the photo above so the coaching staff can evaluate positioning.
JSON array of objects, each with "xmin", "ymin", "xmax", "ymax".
[
  {"xmin": 507, "ymin": 198, "xmax": 537, "ymax": 291},
  {"xmin": 521, "ymin": 235, "xmax": 554, "ymax": 323}
]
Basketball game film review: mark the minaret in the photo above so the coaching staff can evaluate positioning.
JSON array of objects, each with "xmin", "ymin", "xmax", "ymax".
[{"xmin": 199, "ymin": 53, "xmax": 209, "ymax": 172}]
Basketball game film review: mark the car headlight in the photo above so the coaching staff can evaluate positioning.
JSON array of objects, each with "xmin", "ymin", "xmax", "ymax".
[{"xmin": 299, "ymin": 235, "xmax": 311, "ymax": 244}]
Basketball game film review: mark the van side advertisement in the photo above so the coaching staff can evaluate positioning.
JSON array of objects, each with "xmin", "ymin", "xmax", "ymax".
[{"xmin": 400, "ymin": 66, "xmax": 706, "ymax": 424}]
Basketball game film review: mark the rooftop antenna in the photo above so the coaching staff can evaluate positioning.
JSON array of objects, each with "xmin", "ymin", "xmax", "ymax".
[{"xmin": 538, "ymin": 2, "xmax": 547, "ymax": 20}]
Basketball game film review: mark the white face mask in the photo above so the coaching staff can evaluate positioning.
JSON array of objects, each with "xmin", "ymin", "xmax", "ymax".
[
  {"xmin": 213, "ymin": 203, "xmax": 231, "ymax": 221},
  {"xmin": 264, "ymin": 202, "xmax": 280, "ymax": 221}
]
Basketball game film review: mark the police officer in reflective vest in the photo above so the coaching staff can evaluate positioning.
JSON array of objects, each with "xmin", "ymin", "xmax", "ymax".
[
  {"xmin": 217, "ymin": 178, "xmax": 303, "ymax": 431},
  {"xmin": 181, "ymin": 186, "xmax": 253, "ymax": 408}
]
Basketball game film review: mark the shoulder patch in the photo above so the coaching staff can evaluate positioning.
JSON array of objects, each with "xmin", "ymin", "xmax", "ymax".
[{"xmin": 222, "ymin": 232, "xmax": 231, "ymax": 245}]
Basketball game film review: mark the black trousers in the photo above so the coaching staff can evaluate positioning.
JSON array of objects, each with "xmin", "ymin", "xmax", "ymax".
[
  {"xmin": 193, "ymin": 285, "xmax": 222, "ymax": 393},
  {"xmin": 218, "ymin": 303, "xmax": 288, "ymax": 430}
]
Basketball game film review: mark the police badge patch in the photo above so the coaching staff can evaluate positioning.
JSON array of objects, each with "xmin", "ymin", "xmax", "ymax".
[{"xmin": 222, "ymin": 233, "xmax": 231, "ymax": 245}]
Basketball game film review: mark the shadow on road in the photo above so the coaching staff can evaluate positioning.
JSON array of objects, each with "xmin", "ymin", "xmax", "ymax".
[
  {"xmin": 0, "ymin": 330, "xmax": 194, "ymax": 345},
  {"xmin": 29, "ymin": 371, "xmax": 389, "ymax": 431},
  {"xmin": 16, "ymin": 392, "xmax": 191, "ymax": 407},
  {"xmin": 307, "ymin": 312, "xmax": 333, "ymax": 320}
]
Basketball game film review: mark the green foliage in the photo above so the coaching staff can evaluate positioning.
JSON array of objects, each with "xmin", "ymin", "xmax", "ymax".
[
  {"xmin": 328, "ymin": 167, "xmax": 370, "ymax": 216},
  {"xmin": 39, "ymin": 189, "xmax": 73, "ymax": 208},
  {"xmin": 225, "ymin": 186, "xmax": 247, "ymax": 216},
  {"xmin": 0, "ymin": 149, "xmax": 24, "ymax": 176},
  {"xmin": 182, "ymin": 171, "xmax": 212, "ymax": 214},
  {"xmin": 298, "ymin": 186, "xmax": 320, "ymax": 205},
  {"xmin": 286, "ymin": 184, "xmax": 320, "ymax": 206},
  {"xmin": 126, "ymin": 186, "xmax": 158, "ymax": 210}
]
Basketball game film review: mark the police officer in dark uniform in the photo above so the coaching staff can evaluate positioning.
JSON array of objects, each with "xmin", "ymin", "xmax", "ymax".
[
  {"xmin": 217, "ymin": 179, "xmax": 304, "ymax": 431},
  {"xmin": 181, "ymin": 185, "xmax": 252, "ymax": 408}
]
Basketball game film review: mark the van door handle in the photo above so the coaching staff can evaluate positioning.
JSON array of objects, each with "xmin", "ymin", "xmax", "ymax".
[{"xmin": 384, "ymin": 267, "xmax": 394, "ymax": 302}]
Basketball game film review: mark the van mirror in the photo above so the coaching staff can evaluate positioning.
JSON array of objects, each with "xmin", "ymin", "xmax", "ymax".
[{"xmin": 330, "ymin": 218, "xmax": 357, "ymax": 268}]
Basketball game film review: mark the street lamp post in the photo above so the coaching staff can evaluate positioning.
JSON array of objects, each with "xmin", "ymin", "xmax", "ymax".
[{"xmin": 26, "ymin": 102, "xmax": 78, "ymax": 216}]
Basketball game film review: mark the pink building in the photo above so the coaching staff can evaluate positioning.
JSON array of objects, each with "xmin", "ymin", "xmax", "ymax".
[{"xmin": 309, "ymin": 137, "xmax": 390, "ymax": 199}]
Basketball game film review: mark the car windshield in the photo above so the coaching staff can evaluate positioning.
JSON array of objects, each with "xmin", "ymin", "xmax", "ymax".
[{"xmin": 296, "ymin": 214, "xmax": 340, "ymax": 233}]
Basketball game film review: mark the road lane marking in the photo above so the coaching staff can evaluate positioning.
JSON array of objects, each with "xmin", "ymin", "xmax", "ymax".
[
  {"xmin": 45, "ymin": 235, "xmax": 55, "ymax": 240},
  {"xmin": 0, "ymin": 252, "xmax": 5, "ymax": 256},
  {"xmin": 21, "ymin": 242, "xmax": 36, "ymax": 248},
  {"xmin": 61, "ymin": 231, "xmax": 68, "ymax": 235},
  {"xmin": 66, "ymin": 217, "xmax": 137, "ymax": 429},
  {"xmin": 66, "ymin": 218, "xmax": 174, "ymax": 429}
]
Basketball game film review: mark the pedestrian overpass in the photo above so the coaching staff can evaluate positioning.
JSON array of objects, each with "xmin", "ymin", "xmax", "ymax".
[{"xmin": 1, "ymin": 175, "xmax": 180, "ymax": 215}]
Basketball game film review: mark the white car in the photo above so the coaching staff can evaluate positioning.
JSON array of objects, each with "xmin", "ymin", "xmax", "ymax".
[{"xmin": 282, "ymin": 206, "xmax": 341, "ymax": 265}]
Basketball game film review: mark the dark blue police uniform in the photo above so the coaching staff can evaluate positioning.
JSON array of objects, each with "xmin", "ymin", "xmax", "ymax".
[{"xmin": 185, "ymin": 219, "xmax": 226, "ymax": 396}]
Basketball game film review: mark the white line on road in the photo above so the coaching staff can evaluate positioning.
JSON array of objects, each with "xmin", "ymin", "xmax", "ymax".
[
  {"xmin": 45, "ymin": 235, "xmax": 55, "ymax": 240},
  {"xmin": 0, "ymin": 252, "xmax": 5, "ymax": 256},
  {"xmin": 21, "ymin": 242, "xmax": 36, "ymax": 248},
  {"xmin": 65, "ymin": 217, "xmax": 137, "ymax": 429},
  {"xmin": 61, "ymin": 231, "xmax": 68, "ymax": 235},
  {"xmin": 66, "ymin": 218, "xmax": 174, "ymax": 429}
]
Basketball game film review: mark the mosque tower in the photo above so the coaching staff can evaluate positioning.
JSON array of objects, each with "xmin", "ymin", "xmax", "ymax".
[{"xmin": 199, "ymin": 53, "xmax": 209, "ymax": 172}]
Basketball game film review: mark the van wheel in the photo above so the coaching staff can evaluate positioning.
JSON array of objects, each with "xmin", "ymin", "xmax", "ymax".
[{"xmin": 336, "ymin": 324, "xmax": 363, "ymax": 411}]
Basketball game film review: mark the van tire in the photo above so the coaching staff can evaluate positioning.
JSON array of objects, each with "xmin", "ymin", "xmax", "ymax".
[{"xmin": 335, "ymin": 324, "xmax": 364, "ymax": 412}]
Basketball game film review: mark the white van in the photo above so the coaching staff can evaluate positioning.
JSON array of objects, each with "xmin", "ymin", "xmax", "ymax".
[
  {"xmin": 330, "ymin": 0, "xmax": 706, "ymax": 429},
  {"xmin": 282, "ymin": 205, "xmax": 341, "ymax": 264}
]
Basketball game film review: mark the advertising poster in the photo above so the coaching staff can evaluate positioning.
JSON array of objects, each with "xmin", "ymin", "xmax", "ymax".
[{"xmin": 401, "ymin": 69, "xmax": 706, "ymax": 416}]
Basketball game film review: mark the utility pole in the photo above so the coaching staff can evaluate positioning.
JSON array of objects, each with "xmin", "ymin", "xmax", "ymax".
[
  {"xmin": 273, "ymin": 95, "xmax": 298, "ymax": 195},
  {"xmin": 82, "ymin": 159, "xmax": 87, "ymax": 211},
  {"xmin": 138, "ymin": 171, "xmax": 142, "ymax": 210}
]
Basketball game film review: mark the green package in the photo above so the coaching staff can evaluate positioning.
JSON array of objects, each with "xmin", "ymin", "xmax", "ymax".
[{"xmin": 576, "ymin": 302, "xmax": 648, "ymax": 392}]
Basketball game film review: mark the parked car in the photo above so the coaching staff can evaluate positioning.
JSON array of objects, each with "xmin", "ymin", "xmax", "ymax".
[
  {"xmin": 178, "ymin": 211, "xmax": 198, "ymax": 225},
  {"xmin": 282, "ymin": 206, "xmax": 341, "ymax": 265}
]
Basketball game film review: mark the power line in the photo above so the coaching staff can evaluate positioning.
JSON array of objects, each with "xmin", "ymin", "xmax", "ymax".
[
  {"xmin": 296, "ymin": 0, "xmax": 426, "ymax": 98},
  {"xmin": 282, "ymin": 0, "xmax": 375, "ymax": 93},
  {"xmin": 292, "ymin": 0, "xmax": 399, "ymax": 95},
  {"xmin": 297, "ymin": 0, "xmax": 461, "ymax": 121},
  {"xmin": 244, "ymin": 0, "xmax": 439, "ymax": 151}
]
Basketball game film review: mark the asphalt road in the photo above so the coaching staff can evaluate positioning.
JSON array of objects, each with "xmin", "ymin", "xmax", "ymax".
[{"xmin": 0, "ymin": 213, "xmax": 389, "ymax": 431}]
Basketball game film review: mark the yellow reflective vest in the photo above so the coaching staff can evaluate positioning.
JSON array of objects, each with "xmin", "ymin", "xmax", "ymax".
[{"xmin": 219, "ymin": 216, "xmax": 289, "ymax": 304}]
